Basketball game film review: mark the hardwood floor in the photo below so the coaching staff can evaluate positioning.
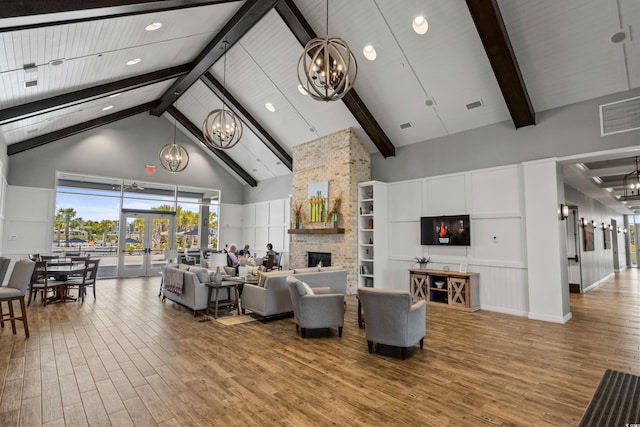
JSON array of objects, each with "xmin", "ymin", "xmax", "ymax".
[{"xmin": 1, "ymin": 269, "xmax": 638, "ymax": 426}]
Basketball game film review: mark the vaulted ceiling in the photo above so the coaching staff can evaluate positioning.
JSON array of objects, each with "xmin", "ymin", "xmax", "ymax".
[{"xmin": 1, "ymin": 1, "xmax": 639, "ymax": 205}]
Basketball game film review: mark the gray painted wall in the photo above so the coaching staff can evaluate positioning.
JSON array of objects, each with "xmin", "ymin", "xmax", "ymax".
[
  {"xmin": 242, "ymin": 173, "xmax": 292, "ymax": 204},
  {"xmin": 372, "ymin": 88, "xmax": 640, "ymax": 183},
  {"xmin": 7, "ymin": 113, "xmax": 245, "ymax": 204}
]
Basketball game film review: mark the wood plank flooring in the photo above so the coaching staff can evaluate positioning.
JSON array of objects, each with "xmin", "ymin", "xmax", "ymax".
[{"xmin": 1, "ymin": 269, "xmax": 639, "ymax": 426}]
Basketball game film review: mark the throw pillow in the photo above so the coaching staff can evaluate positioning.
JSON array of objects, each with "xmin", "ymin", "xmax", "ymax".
[
  {"xmin": 189, "ymin": 266, "xmax": 210, "ymax": 283},
  {"xmin": 302, "ymin": 281, "xmax": 315, "ymax": 295}
]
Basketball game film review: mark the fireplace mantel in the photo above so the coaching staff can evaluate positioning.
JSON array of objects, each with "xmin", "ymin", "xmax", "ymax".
[{"xmin": 288, "ymin": 228, "xmax": 345, "ymax": 235}]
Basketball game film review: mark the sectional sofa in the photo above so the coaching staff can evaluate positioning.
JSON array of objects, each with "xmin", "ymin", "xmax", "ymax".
[{"xmin": 241, "ymin": 267, "xmax": 347, "ymax": 319}]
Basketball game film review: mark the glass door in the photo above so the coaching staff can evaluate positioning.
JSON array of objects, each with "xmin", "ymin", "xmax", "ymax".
[{"xmin": 118, "ymin": 210, "xmax": 176, "ymax": 277}]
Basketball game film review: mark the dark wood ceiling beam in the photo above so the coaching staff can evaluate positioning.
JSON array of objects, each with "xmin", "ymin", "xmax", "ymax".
[
  {"xmin": 0, "ymin": 0, "xmax": 237, "ymax": 32},
  {"xmin": 200, "ymin": 72, "xmax": 292, "ymax": 170},
  {"xmin": 0, "ymin": 63, "xmax": 191, "ymax": 125},
  {"xmin": 7, "ymin": 101, "xmax": 156, "ymax": 156},
  {"xmin": 151, "ymin": 0, "xmax": 279, "ymax": 116},
  {"xmin": 275, "ymin": 0, "xmax": 396, "ymax": 158},
  {"xmin": 465, "ymin": 0, "xmax": 535, "ymax": 129},
  {"xmin": 167, "ymin": 106, "xmax": 257, "ymax": 187}
]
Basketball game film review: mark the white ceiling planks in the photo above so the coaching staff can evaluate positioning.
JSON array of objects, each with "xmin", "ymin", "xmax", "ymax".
[
  {"xmin": 221, "ymin": 9, "xmax": 378, "ymax": 153},
  {"xmin": 499, "ymin": 0, "xmax": 638, "ymax": 112},
  {"xmin": 2, "ymin": 79, "xmax": 176, "ymax": 145}
]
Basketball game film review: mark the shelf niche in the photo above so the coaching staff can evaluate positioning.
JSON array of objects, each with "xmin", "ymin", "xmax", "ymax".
[{"xmin": 288, "ymin": 228, "xmax": 345, "ymax": 235}]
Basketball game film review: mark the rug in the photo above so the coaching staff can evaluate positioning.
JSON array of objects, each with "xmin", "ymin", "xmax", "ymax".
[
  {"xmin": 578, "ymin": 369, "xmax": 640, "ymax": 427},
  {"xmin": 214, "ymin": 313, "xmax": 257, "ymax": 326}
]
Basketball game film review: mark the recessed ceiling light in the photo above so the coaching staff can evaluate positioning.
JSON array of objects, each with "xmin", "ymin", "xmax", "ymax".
[
  {"xmin": 126, "ymin": 58, "xmax": 141, "ymax": 66},
  {"xmin": 102, "ymin": 105, "xmax": 114, "ymax": 111},
  {"xmin": 610, "ymin": 31, "xmax": 626, "ymax": 44},
  {"xmin": 265, "ymin": 102, "xmax": 275, "ymax": 113},
  {"xmin": 412, "ymin": 15, "xmax": 429, "ymax": 35},
  {"xmin": 363, "ymin": 45, "xmax": 377, "ymax": 61},
  {"xmin": 145, "ymin": 22, "xmax": 162, "ymax": 31},
  {"xmin": 109, "ymin": 93, "xmax": 121, "ymax": 98},
  {"xmin": 298, "ymin": 84, "xmax": 308, "ymax": 95}
]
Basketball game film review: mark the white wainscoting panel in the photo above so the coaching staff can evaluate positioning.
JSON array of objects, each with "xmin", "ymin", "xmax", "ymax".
[
  {"xmin": 389, "ymin": 180, "xmax": 422, "ymax": 221},
  {"xmin": 470, "ymin": 217, "xmax": 525, "ymax": 265},
  {"xmin": 269, "ymin": 200, "xmax": 285, "ymax": 226},
  {"xmin": 220, "ymin": 203, "xmax": 243, "ymax": 248},
  {"xmin": 470, "ymin": 165, "xmax": 521, "ymax": 214},
  {"xmin": 268, "ymin": 226, "xmax": 285, "ymax": 251},
  {"xmin": 472, "ymin": 264, "xmax": 529, "ymax": 316},
  {"xmin": 389, "ymin": 221, "xmax": 421, "ymax": 259},
  {"xmin": 241, "ymin": 228, "xmax": 255, "ymax": 249},
  {"xmin": 255, "ymin": 202, "xmax": 270, "ymax": 226},
  {"xmin": 243, "ymin": 203, "xmax": 256, "ymax": 227},
  {"xmin": 387, "ymin": 260, "xmax": 414, "ymax": 291},
  {"xmin": 255, "ymin": 226, "xmax": 269, "ymax": 251},
  {"xmin": 4, "ymin": 186, "xmax": 55, "ymax": 255},
  {"xmin": 424, "ymin": 174, "xmax": 467, "ymax": 215}
]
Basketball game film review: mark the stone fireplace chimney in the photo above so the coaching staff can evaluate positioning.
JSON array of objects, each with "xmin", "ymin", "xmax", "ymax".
[{"xmin": 290, "ymin": 129, "xmax": 370, "ymax": 294}]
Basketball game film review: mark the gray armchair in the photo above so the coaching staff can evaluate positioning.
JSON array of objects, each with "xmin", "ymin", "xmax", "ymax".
[
  {"xmin": 287, "ymin": 276, "xmax": 344, "ymax": 338},
  {"xmin": 357, "ymin": 287, "xmax": 426, "ymax": 359}
]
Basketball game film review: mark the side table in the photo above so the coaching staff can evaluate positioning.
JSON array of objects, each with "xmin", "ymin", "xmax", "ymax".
[{"xmin": 205, "ymin": 281, "xmax": 240, "ymax": 319}]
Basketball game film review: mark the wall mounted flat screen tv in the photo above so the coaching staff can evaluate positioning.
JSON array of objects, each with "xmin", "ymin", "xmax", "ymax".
[{"xmin": 421, "ymin": 215, "xmax": 471, "ymax": 246}]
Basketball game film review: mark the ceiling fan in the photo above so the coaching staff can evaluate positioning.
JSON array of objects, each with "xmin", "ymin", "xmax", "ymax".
[{"xmin": 123, "ymin": 182, "xmax": 145, "ymax": 191}]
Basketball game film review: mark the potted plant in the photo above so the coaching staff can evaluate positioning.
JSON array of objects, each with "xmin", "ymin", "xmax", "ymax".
[
  {"xmin": 292, "ymin": 202, "xmax": 304, "ymax": 229},
  {"xmin": 329, "ymin": 193, "xmax": 342, "ymax": 228},
  {"xmin": 414, "ymin": 256, "xmax": 430, "ymax": 269}
]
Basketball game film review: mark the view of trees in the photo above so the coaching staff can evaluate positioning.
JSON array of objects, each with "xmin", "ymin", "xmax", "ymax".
[{"xmin": 54, "ymin": 204, "xmax": 218, "ymax": 251}]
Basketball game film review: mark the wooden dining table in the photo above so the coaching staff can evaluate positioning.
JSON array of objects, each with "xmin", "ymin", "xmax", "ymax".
[{"xmin": 46, "ymin": 262, "xmax": 86, "ymax": 302}]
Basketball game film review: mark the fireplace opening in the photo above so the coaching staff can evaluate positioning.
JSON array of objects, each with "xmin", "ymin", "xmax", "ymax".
[{"xmin": 308, "ymin": 251, "xmax": 331, "ymax": 267}]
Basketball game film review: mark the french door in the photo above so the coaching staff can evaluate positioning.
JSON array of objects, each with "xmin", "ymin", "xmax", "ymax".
[{"xmin": 118, "ymin": 209, "xmax": 176, "ymax": 277}]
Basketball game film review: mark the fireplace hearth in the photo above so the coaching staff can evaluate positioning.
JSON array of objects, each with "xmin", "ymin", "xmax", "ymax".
[{"xmin": 308, "ymin": 252, "xmax": 331, "ymax": 267}]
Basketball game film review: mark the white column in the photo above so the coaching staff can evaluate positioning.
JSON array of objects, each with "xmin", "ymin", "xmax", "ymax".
[{"xmin": 522, "ymin": 159, "xmax": 571, "ymax": 323}]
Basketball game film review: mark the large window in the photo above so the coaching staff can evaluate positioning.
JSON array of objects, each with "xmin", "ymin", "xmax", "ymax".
[{"xmin": 55, "ymin": 172, "xmax": 221, "ymax": 255}]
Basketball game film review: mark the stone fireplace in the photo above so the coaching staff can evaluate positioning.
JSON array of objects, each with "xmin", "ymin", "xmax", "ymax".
[{"xmin": 290, "ymin": 129, "xmax": 370, "ymax": 293}]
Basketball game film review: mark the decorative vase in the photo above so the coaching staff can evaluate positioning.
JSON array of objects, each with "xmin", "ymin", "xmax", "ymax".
[
  {"xmin": 295, "ymin": 218, "xmax": 301, "ymax": 229},
  {"xmin": 419, "ymin": 263, "xmax": 428, "ymax": 270},
  {"xmin": 332, "ymin": 212, "xmax": 339, "ymax": 228},
  {"xmin": 212, "ymin": 266, "xmax": 222, "ymax": 285}
]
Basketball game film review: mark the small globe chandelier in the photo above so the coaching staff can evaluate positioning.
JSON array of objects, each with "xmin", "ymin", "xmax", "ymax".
[
  {"xmin": 297, "ymin": 0, "xmax": 357, "ymax": 102},
  {"xmin": 202, "ymin": 41, "xmax": 243, "ymax": 150},
  {"xmin": 159, "ymin": 117, "xmax": 189, "ymax": 173}
]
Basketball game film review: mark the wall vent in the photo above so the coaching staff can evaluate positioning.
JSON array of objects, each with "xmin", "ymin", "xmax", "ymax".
[
  {"xmin": 23, "ymin": 79, "xmax": 37, "ymax": 88},
  {"xmin": 23, "ymin": 63, "xmax": 37, "ymax": 73},
  {"xmin": 465, "ymin": 100, "xmax": 483, "ymax": 110},
  {"xmin": 600, "ymin": 96, "xmax": 640, "ymax": 136},
  {"xmin": 399, "ymin": 122, "xmax": 412, "ymax": 129}
]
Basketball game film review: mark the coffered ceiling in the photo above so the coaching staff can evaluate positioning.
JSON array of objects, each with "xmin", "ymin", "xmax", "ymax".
[{"xmin": 1, "ymin": 0, "xmax": 639, "ymax": 205}]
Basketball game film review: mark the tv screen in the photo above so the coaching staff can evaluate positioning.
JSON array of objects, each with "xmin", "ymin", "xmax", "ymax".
[{"xmin": 421, "ymin": 215, "xmax": 471, "ymax": 246}]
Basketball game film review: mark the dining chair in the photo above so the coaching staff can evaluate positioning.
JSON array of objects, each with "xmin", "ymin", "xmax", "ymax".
[
  {"xmin": 0, "ymin": 257, "xmax": 11, "ymax": 285},
  {"xmin": 28, "ymin": 261, "xmax": 66, "ymax": 306},
  {"xmin": 28, "ymin": 253, "xmax": 41, "ymax": 262},
  {"xmin": 65, "ymin": 259, "xmax": 100, "ymax": 303},
  {"xmin": 0, "ymin": 259, "xmax": 36, "ymax": 338}
]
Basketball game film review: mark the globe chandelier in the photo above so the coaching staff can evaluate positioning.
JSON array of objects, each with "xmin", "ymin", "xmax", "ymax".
[
  {"xmin": 159, "ymin": 114, "xmax": 189, "ymax": 173},
  {"xmin": 202, "ymin": 41, "xmax": 243, "ymax": 150},
  {"xmin": 297, "ymin": 0, "xmax": 357, "ymax": 102}
]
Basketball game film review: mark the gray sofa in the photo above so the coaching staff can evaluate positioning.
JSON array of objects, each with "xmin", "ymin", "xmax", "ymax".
[
  {"xmin": 162, "ymin": 264, "xmax": 235, "ymax": 315},
  {"xmin": 241, "ymin": 267, "xmax": 347, "ymax": 319}
]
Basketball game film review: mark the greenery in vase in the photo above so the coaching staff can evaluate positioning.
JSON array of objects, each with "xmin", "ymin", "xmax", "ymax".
[
  {"xmin": 414, "ymin": 256, "xmax": 430, "ymax": 268},
  {"xmin": 292, "ymin": 202, "xmax": 304, "ymax": 228}
]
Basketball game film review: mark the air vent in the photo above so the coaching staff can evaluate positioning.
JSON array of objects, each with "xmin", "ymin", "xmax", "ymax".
[
  {"xmin": 23, "ymin": 63, "xmax": 37, "ymax": 73},
  {"xmin": 399, "ymin": 122, "xmax": 412, "ymax": 129},
  {"xmin": 600, "ymin": 96, "xmax": 640, "ymax": 136},
  {"xmin": 465, "ymin": 100, "xmax": 483, "ymax": 110},
  {"xmin": 23, "ymin": 80, "xmax": 37, "ymax": 88}
]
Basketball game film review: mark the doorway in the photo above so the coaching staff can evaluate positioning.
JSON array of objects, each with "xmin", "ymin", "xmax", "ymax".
[
  {"xmin": 118, "ymin": 209, "xmax": 176, "ymax": 277},
  {"xmin": 565, "ymin": 206, "xmax": 582, "ymax": 293}
]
